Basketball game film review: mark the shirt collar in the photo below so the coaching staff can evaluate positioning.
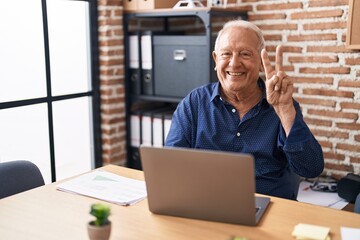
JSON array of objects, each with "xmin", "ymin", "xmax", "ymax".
[{"xmin": 210, "ymin": 78, "xmax": 267, "ymax": 104}]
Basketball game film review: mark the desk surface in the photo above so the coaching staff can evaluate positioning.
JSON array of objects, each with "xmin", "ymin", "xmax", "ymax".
[{"xmin": 0, "ymin": 165, "xmax": 359, "ymax": 240}]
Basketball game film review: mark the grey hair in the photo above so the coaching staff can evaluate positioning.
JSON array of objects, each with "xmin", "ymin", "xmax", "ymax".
[{"xmin": 214, "ymin": 19, "xmax": 265, "ymax": 54}]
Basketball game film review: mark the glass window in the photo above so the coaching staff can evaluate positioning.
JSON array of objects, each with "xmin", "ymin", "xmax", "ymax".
[
  {"xmin": 0, "ymin": 104, "xmax": 52, "ymax": 183},
  {"xmin": 47, "ymin": 0, "xmax": 91, "ymax": 96},
  {"xmin": 53, "ymin": 97, "xmax": 93, "ymax": 181},
  {"xmin": 0, "ymin": 0, "xmax": 47, "ymax": 102}
]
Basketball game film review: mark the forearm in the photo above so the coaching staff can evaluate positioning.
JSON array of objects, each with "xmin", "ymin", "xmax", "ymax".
[{"xmin": 274, "ymin": 102, "xmax": 296, "ymax": 137}]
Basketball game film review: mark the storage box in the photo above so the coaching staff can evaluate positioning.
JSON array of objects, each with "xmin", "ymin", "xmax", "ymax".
[
  {"xmin": 124, "ymin": 0, "xmax": 138, "ymax": 10},
  {"xmin": 139, "ymin": 0, "xmax": 179, "ymax": 10},
  {"xmin": 153, "ymin": 36, "xmax": 209, "ymax": 98}
]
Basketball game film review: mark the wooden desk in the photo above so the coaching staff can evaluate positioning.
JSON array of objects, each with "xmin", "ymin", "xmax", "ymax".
[{"xmin": 0, "ymin": 165, "xmax": 359, "ymax": 240}]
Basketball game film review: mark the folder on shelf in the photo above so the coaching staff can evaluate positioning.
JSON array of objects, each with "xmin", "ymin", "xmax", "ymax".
[
  {"xmin": 141, "ymin": 110, "xmax": 153, "ymax": 147},
  {"xmin": 164, "ymin": 112, "xmax": 173, "ymax": 142},
  {"xmin": 130, "ymin": 112, "xmax": 141, "ymax": 147},
  {"xmin": 130, "ymin": 107, "xmax": 174, "ymax": 148},
  {"xmin": 152, "ymin": 111, "xmax": 164, "ymax": 147},
  {"xmin": 152, "ymin": 110, "xmax": 173, "ymax": 147},
  {"xmin": 141, "ymin": 32, "xmax": 154, "ymax": 95},
  {"xmin": 142, "ymin": 108, "xmax": 173, "ymax": 146},
  {"xmin": 129, "ymin": 33, "xmax": 141, "ymax": 94}
]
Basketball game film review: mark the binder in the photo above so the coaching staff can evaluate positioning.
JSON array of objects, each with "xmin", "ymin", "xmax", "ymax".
[
  {"xmin": 141, "ymin": 32, "xmax": 154, "ymax": 95},
  {"xmin": 163, "ymin": 112, "xmax": 173, "ymax": 143},
  {"xmin": 153, "ymin": 110, "xmax": 173, "ymax": 146},
  {"xmin": 141, "ymin": 110, "xmax": 153, "ymax": 146},
  {"xmin": 130, "ymin": 111, "xmax": 141, "ymax": 147},
  {"xmin": 152, "ymin": 111, "xmax": 164, "ymax": 147},
  {"xmin": 129, "ymin": 33, "xmax": 141, "ymax": 94}
]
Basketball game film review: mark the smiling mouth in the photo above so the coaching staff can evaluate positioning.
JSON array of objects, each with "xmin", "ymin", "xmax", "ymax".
[{"xmin": 227, "ymin": 71, "xmax": 245, "ymax": 76}]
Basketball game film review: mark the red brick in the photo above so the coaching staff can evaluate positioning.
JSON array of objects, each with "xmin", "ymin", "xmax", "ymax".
[
  {"xmin": 288, "ymin": 56, "xmax": 338, "ymax": 63},
  {"xmin": 100, "ymin": 49, "xmax": 124, "ymax": 57},
  {"xmin": 98, "ymin": 0, "xmax": 122, "ymax": 6},
  {"xmin": 350, "ymin": 156, "xmax": 360, "ymax": 164},
  {"xmin": 256, "ymin": 2, "xmax": 302, "ymax": 11},
  {"xmin": 323, "ymin": 152, "xmax": 346, "ymax": 161},
  {"xmin": 318, "ymin": 140, "xmax": 332, "ymax": 148},
  {"xmin": 288, "ymin": 34, "xmax": 337, "ymax": 42},
  {"xmin": 303, "ymin": 88, "xmax": 353, "ymax": 98},
  {"xmin": 308, "ymin": 0, "xmax": 349, "ymax": 7},
  {"xmin": 337, "ymin": 143, "xmax": 360, "ymax": 153},
  {"xmin": 291, "ymin": 10, "xmax": 343, "ymax": 19},
  {"xmin": 336, "ymin": 122, "xmax": 360, "ymax": 131},
  {"xmin": 265, "ymin": 45, "xmax": 302, "ymax": 53},
  {"xmin": 264, "ymin": 34, "xmax": 282, "ymax": 41},
  {"xmin": 308, "ymin": 109, "xmax": 358, "ymax": 120},
  {"xmin": 345, "ymin": 58, "xmax": 360, "ymax": 65},
  {"xmin": 292, "ymin": 77, "xmax": 333, "ymax": 84},
  {"xmin": 303, "ymin": 21, "xmax": 347, "ymax": 30},
  {"xmin": 304, "ymin": 117, "xmax": 332, "ymax": 127},
  {"xmin": 295, "ymin": 97, "xmax": 336, "ymax": 107},
  {"xmin": 100, "ymin": 58, "xmax": 123, "ymax": 67},
  {"xmin": 98, "ymin": 39, "xmax": 123, "ymax": 47},
  {"xmin": 311, "ymin": 129, "xmax": 348, "ymax": 139},
  {"xmin": 248, "ymin": 13, "xmax": 286, "ymax": 21},
  {"xmin": 299, "ymin": 67, "xmax": 350, "ymax": 74},
  {"xmin": 307, "ymin": 45, "xmax": 353, "ymax": 53},
  {"xmin": 258, "ymin": 24, "xmax": 298, "ymax": 31},
  {"xmin": 325, "ymin": 162, "xmax": 353, "ymax": 172},
  {"xmin": 340, "ymin": 102, "xmax": 360, "ymax": 110},
  {"xmin": 338, "ymin": 80, "xmax": 360, "ymax": 88}
]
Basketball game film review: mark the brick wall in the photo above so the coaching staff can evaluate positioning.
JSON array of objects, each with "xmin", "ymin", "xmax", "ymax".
[
  {"xmin": 98, "ymin": 0, "xmax": 126, "ymax": 166},
  {"xmin": 97, "ymin": 0, "xmax": 360, "ymax": 178}
]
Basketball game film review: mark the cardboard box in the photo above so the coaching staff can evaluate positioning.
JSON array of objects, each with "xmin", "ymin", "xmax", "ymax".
[
  {"xmin": 124, "ymin": 0, "xmax": 138, "ymax": 10},
  {"xmin": 139, "ymin": 0, "xmax": 179, "ymax": 10}
]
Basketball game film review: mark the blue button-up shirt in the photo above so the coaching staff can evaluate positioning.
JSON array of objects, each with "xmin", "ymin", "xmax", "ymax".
[{"xmin": 165, "ymin": 79, "xmax": 324, "ymax": 200}]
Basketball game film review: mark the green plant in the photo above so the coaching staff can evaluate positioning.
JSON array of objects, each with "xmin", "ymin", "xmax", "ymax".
[{"xmin": 90, "ymin": 203, "xmax": 111, "ymax": 226}]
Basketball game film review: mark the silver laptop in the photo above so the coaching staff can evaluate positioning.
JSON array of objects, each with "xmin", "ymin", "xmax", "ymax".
[{"xmin": 139, "ymin": 146, "xmax": 270, "ymax": 226}]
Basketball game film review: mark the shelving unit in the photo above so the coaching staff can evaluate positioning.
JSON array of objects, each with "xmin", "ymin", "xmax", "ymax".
[{"xmin": 123, "ymin": 7, "xmax": 247, "ymax": 169}]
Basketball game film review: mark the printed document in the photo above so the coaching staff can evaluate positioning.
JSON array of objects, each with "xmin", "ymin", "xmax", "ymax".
[{"xmin": 57, "ymin": 170, "xmax": 147, "ymax": 206}]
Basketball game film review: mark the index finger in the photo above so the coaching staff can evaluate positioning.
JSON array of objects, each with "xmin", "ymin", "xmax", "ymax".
[
  {"xmin": 275, "ymin": 45, "xmax": 284, "ymax": 72},
  {"xmin": 261, "ymin": 48, "xmax": 273, "ymax": 79}
]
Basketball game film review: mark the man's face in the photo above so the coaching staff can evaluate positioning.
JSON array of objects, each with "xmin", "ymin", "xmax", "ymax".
[{"xmin": 212, "ymin": 27, "xmax": 263, "ymax": 94}]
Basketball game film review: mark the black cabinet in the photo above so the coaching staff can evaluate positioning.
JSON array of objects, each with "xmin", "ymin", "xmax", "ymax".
[{"xmin": 123, "ymin": 7, "xmax": 247, "ymax": 169}]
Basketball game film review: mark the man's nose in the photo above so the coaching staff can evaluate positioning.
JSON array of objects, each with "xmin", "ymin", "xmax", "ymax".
[{"xmin": 229, "ymin": 54, "xmax": 242, "ymax": 67}]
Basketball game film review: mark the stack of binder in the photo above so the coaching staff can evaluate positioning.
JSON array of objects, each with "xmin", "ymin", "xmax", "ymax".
[
  {"xmin": 129, "ymin": 107, "xmax": 174, "ymax": 169},
  {"xmin": 128, "ymin": 31, "xmax": 154, "ymax": 96},
  {"xmin": 130, "ymin": 107, "xmax": 173, "ymax": 148}
]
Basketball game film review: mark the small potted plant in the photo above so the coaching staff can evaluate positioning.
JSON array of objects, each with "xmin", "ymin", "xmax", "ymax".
[{"xmin": 87, "ymin": 203, "xmax": 111, "ymax": 240}]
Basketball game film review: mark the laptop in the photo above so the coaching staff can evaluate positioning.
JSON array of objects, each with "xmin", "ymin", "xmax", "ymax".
[{"xmin": 139, "ymin": 146, "xmax": 270, "ymax": 226}]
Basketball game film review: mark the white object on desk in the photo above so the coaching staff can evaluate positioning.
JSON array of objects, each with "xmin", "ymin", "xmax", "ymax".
[
  {"xmin": 297, "ymin": 181, "xmax": 348, "ymax": 209},
  {"xmin": 57, "ymin": 170, "xmax": 147, "ymax": 206},
  {"xmin": 341, "ymin": 227, "xmax": 360, "ymax": 240}
]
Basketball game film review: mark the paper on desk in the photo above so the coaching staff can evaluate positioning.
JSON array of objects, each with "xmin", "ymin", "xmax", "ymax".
[
  {"xmin": 292, "ymin": 223, "xmax": 330, "ymax": 240},
  {"xmin": 341, "ymin": 227, "xmax": 360, "ymax": 240},
  {"xmin": 297, "ymin": 181, "xmax": 348, "ymax": 209},
  {"xmin": 57, "ymin": 170, "xmax": 147, "ymax": 206}
]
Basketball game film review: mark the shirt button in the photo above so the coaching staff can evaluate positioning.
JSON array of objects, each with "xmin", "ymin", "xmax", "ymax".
[
  {"xmin": 236, "ymin": 132, "xmax": 241, "ymax": 137},
  {"xmin": 232, "ymin": 108, "xmax": 236, "ymax": 113}
]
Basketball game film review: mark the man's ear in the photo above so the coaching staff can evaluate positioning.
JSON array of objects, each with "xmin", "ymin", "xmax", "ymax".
[{"xmin": 212, "ymin": 51, "xmax": 217, "ymax": 62}]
